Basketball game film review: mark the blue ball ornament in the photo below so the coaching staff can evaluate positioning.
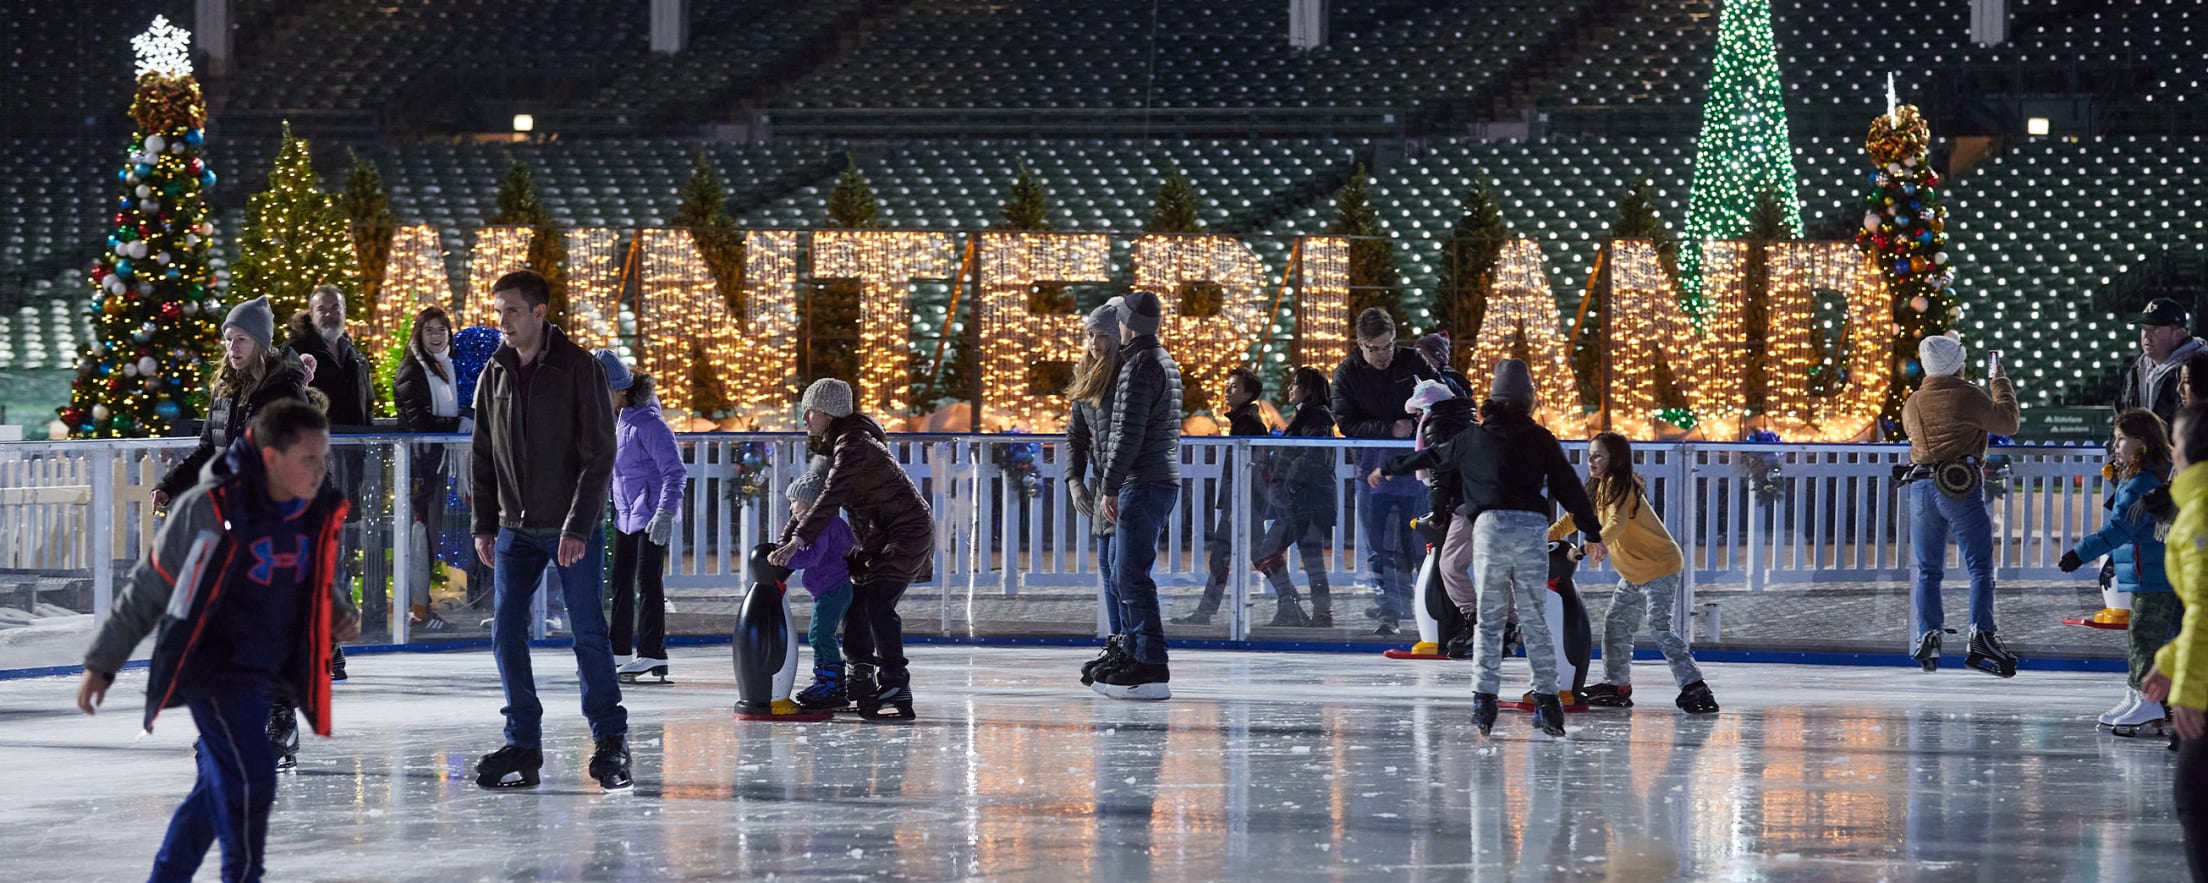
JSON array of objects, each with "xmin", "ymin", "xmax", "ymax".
[
  {"xmin": 185, "ymin": 128, "xmax": 204, "ymax": 146},
  {"xmin": 200, "ymin": 169, "xmax": 216, "ymax": 187},
  {"xmin": 1894, "ymin": 259, "xmax": 1912, "ymax": 275},
  {"xmin": 1903, "ymin": 358, "xmax": 1923, "ymax": 379},
  {"xmin": 154, "ymin": 400, "xmax": 182, "ymax": 422},
  {"xmin": 115, "ymin": 259, "xmax": 133, "ymax": 278},
  {"xmin": 135, "ymin": 163, "xmax": 152, "ymax": 177},
  {"xmin": 1894, "ymin": 214, "xmax": 1911, "ymax": 226},
  {"xmin": 1917, "ymin": 230, "xmax": 1935, "ymax": 245},
  {"xmin": 165, "ymin": 268, "xmax": 181, "ymax": 280}
]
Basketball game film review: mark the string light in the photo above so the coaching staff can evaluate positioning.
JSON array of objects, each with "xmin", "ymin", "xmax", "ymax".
[
  {"xmin": 809, "ymin": 230, "xmax": 956, "ymax": 416},
  {"xmin": 563, "ymin": 227, "xmax": 622, "ymax": 354},
  {"xmin": 1465, "ymin": 239, "xmax": 1582, "ymax": 435},
  {"xmin": 459, "ymin": 226, "xmax": 534, "ymax": 329},
  {"xmin": 1691, "ymin": 240, "xmax": 1750, "ymax": 437},
  {"xmin": 1605, "ymin": 239, "xmax": 1703, "ymax": 435},
  {"xmin": 1131, "ymin": 234, "xmax": 1268, "ymax": 415},
  {"xmin": 359, "ymin": 224, "xmax": 446, "ymax": 353},
  {"xmin": 1679, "ymin": 0, "xmax": 1805, "ymax": 300},
  {"xmin": 636, "ymin": 229, "xmax": 800, "ymax": 428},
  {"xmin": 1763, "ymin": 242, "xmax": 1891, "ymax": 442},
  {"xmin": 1294, "ymin": 237, "xmax": 1349, "ymax": 369},
  {"xmin": 977, "ymin": 232, "xmax": 1111, "ymax": 431}
]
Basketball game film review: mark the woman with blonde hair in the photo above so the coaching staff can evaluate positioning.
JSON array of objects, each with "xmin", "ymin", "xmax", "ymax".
[
  {"xmin": 1066, "ymin": 297, "xmax": 1126, "ymax": 685},
  {"xmin": 154, "ymin": 295, "xmax": 310, "ymax": 508}
]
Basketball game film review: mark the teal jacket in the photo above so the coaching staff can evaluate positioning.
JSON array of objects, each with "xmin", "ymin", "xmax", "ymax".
[{"xmin": 2075, "ymin": 470, "xmax": 2174, "ymax": 594}]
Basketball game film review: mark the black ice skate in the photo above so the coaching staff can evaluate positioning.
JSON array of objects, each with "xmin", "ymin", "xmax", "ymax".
[
  {"xmin": 1094, "ymin": 661, "xmax": 1171, "ymax": 701},
  {"xmin": 1911, "ymin": 629, "xmax": 1948, "ymax": 672},
  {"xmin": 1531, "ymin": 693, "xmax": 1568, "ymax": 738},
  {"xmin": 268, "ymin": 705, "xmax": 300, "ymax": 772},
  {"xmin": 475, "ymin": 744, "xmax": 543, "ymax": 790},
  {"xmin": 1964, "ymin": 629, "xmax": 2018, "ymax": 678},
  {"xmin": 589, "ymin": 736, "xmax": 633, "ymax": 792},
  {"xmin": 1676, "ymin": 681, "xmax": 1720, "ymax": 715},
  {"xmin": 329, "ymin": 644, "xmax": 348, "ymax": 682},
  {"xmin": 1472, "ymin": 692, "xmax": 1500, "ymax": 736},
  {"xmin": 1081, "ymin": 636, "xmax": 1130, "ymax": 687},
  {"xmin": 1581, "ymin": 683, "xmax": 1634, "ymax": 708},
  {"xmin": 795, "ymin": 663, "xmax": 849, "ymax": 711},
  {"xmin": 858, "ymin": 666, "xmax": 917, "ymax": 721}
]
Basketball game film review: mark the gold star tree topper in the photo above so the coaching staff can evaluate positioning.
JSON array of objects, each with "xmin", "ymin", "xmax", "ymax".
[{"xmin": 132, "ymin": 15, "xmax": 193, "ymax": 79}]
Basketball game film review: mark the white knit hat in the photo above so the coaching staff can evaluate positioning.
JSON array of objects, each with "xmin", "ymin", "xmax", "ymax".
[
  {"xmin": 1918, "ymin": 334, "xmax": 1966, "ymax": 377},
  {"xmin": 799, "ymin": 378, "xmax": 854, "ymax": 418}
]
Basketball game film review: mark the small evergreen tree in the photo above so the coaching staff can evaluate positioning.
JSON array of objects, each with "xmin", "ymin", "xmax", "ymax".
[
  {"xmin": 487, "ymin": 159, "xmax": 569, "ymax": 326},
  {"xmin": 1574, "ymin": 176, "xmax": 1679, "ymax": 411},
  {"xmin": 1143, "ymin": 161, "xmax": 1219, "ymax": 411},
  {"xmin": 1325, "ymin": 165, "xmax": 1402, "ymax": 331},
  {"xmin": 985, "ymin": 157, "xmax": 1066, "ymax": 408},
  {"xmin": 228, "ymin": 121, "xmax": 361, "ymax": 325},
  {"xmin": 671, "ymin": 153, "xmax": 746, "ymax": 416},
  {"xmin": 1435, "ymin": 176, "xmax": 1511, "ymax": 374},
  {"xmin": 998, "ymin": 158, "xmax": 1054, "ymax": 232},
  {"xmin": 807, "ymin": 155, "xmax": 875, "ymax": 387}
]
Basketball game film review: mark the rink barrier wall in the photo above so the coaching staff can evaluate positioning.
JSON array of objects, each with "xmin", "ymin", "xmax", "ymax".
[{"xmin": 0, "ymin": 433, "xmax": 2115, "ymax": 675}]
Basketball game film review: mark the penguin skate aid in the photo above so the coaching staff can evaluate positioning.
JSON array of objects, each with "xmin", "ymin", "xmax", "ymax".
[{"xmin": 1897, "ymin": 335, "xmax": 2022, "ymax": 678}]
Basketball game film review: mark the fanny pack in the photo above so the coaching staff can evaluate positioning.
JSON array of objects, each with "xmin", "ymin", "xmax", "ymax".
[{"xmin": 1896, "ymin": 457, "xmax": 1983, "ymax": 500}]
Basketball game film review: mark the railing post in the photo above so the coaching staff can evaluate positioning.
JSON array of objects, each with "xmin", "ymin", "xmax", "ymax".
[
  {"xmin": 90, "ymin": 445, "xmax": 116, "ymax": 626},
  {"xmin": 390, "ymin": 440, "xmax": 412, "ymax": 645},
  {"xmin": 1229, "ymin": 438, "xmax": 1252, "ymax": 642}
]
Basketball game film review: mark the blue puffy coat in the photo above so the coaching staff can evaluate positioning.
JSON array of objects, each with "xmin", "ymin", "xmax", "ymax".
[{"xmin": 2074, "ymin": 470, "xmax": 2173, "ymax": 594}]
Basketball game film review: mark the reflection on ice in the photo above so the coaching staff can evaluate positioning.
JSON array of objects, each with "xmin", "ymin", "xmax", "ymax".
[{"xmin": 0, "ymin": 647, "xmax": 2185, "ymax": 880}]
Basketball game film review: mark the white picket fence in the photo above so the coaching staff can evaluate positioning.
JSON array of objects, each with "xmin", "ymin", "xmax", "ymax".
[{"xmin": 0, "ymin": 434, "xmax": 2111, "ymax": 645}]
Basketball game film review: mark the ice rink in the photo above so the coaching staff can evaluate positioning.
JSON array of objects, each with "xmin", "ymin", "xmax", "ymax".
[{"xmin": 0, "ymin": 645, "xmax": 2188, "ymax": 881}]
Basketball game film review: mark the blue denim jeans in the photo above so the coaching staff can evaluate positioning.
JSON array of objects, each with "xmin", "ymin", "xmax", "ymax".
[
  {"xmin": 1358, "ymin": 487, "xmax": 1424, "ymax": 621},
  {"xmin": 151, "ymin": 687, "xmax": 276, "ymax": 883},
  {"xmin": 491, "ymin": 527, "xmax": 627, "ymax": 748},
  {"xmin": 1113, "ymin": 481, "xmax": 1179, "ymax": 664},
  {"xmin": 1909, "ymin": 481, "xmax": 1998, "ymax": 638},
  {"xmin": 1097, "ymin": 533, "xmax": 1122, "ymax": 635}
]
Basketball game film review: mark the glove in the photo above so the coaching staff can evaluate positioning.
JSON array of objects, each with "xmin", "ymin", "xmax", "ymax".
[
  {"xmin": 646, "ymin": 510, "xmax": 675, "ymax": 546},
  {"xmin": 2058, "ymin": 550, "xmax": 2084, "ymax": 573},
  {"xmin": 1068, "ymin": 478, "xmax": 1096, "ymax": 519}
]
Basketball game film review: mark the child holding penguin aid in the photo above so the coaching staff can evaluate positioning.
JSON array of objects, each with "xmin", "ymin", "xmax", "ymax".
[{"xmin": 781, "ymin": 459, "xmax": 857, "ymax": 711}]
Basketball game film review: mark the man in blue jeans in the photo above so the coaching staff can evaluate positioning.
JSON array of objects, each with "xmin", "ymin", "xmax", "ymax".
[
  {"xmin": 1333, "ymin": 308, "xmax": 1438, "ymax": 634},
  {"xmin": 1094, "ymin": 290, "xmax": 1185, "ymax": 700},
  {"xmin": 1900, "ymin": 334, "xmax": 2022, "ymax": 675},
  {"xmin": 469, "ymin": 269, "xmax": 631, "ymax": 790}
]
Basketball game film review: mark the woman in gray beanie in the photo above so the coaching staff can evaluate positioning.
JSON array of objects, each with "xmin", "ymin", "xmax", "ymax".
[
  {"xmin": 769, "ymin": 378, "xmax": 934, "ymax": 720},
  {"xmin": 1066, "ymin": 298, "xmax": 1126, "ymax": 686},
  {"xmin": 154, "ymin": 295, "xmax": 311, "ymax": 508}
]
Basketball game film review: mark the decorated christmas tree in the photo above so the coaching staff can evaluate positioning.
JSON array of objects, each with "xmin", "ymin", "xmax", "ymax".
[
  {"xmin": 1856, "ymin": 100, "xmax": 1953, "ymax": 439},
  {"xmin": 227, "ymin": 122, "xmax": 360, "ymax": 326},
  {"xmin": 60, "ymin": 17, "xmax": 223, "ymax": 439},
  {"xmin": 1679, "ymin": 0, "xmax": 1805, "ymax": 301}
]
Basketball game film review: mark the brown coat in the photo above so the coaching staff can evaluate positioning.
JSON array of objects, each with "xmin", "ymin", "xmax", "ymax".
[
  {"xmin": 1902, "ymin": 374, "xmax": 2021, "ymax": 464},
  {"xmin": 784, "ymin": 414, "xmax": 935, "ymax": 585}
]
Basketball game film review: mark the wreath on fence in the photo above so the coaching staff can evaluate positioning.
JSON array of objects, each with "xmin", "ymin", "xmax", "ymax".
[
  {"xmin": 1741, "ymin": 430, "xmax": 1788, "ymax": 506},
  {"xmin": 993, "ymin": 440, "xmax": 1042, "ymax": 500}
]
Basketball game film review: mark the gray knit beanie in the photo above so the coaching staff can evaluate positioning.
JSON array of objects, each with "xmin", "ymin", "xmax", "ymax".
[
  {"xmin": 787, "ymin": 456, "xmax": 830, "ymax": 504},
  {"xmin": 1085, "ymin": 297, "xmax": 1124, "ymax": 335},
  {"xmin": 223, "ymin": 296, "xmax": 275, "ymax": 350},
  {"xmin": 799, "ymin": 378, "xmax": 855, "ymax": 419},
  {"xmin": 1488, "ymin": 358, "xmax": 1536, "ymax": 406}
]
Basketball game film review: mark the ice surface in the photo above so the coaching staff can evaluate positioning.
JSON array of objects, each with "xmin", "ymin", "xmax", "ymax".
[{"xmin": 0, "ymin": 647, "xmax": 2188, "ymax": 881}]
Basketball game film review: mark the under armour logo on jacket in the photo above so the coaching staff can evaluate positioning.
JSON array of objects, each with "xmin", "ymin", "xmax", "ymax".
[{"xmin": 247, "ymin": 536, "xmax": 311, "ymax": 585}]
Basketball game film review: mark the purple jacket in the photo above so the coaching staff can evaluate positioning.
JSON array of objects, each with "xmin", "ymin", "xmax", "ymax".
[
  {"xmin": 612, "ymin": 397, "xmax": 686, "ymax": 535},
  {"xmin": 785, "ymin": 515, "xmax": 854, "ymax": 598}
]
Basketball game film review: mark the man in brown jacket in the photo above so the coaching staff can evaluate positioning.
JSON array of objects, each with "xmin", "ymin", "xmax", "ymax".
[{"xmin": 1900, "ymin": 334, "xmax": 2021, "ymax": 675}]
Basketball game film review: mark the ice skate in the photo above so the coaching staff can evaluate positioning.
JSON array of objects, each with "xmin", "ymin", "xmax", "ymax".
[
  {"xmin": 1094, "ymin": 661, "xmax": 1171, "ymax": 701},
  {"xmin": 1581, "ymin": 683, "xmax": 1634, "ymax": 708},
  {"xmin": 1530, "ymin": 692, "xmax": 1567, "ymax": 738},
  {"xmin": 857, "ymin": 666, "xmax": 916, "ymax": 721},
  {"xmin": 589, "ymin": 736, "xmax": 633, "ymax": 791},
  {"xmin": 795, "ymin": 663, "xmax": 849, "ymax": 711},
  {"xmin": 1964, "ymin": 629, "xmax": 2018, "ymax": 678},
  {"xmin": 2108, "ymin": 689, "xmax": 2168, "ymax": 738},
  {"xmin": 1911, "ymin": 630, "xmax": 1945, "ymax": 672},
  {"xmin": 330, "ymin": 644, "xmax": 348, "ymax": 682},
  {"xmin": 268, "ymin": 705, "xmax": 300, "ymax": 772},
  {"xmin": 1472, "ymin": 692, "xmax": 1499, "ymax": 736},
  {"xmin": 1080, "ymin": 636, "xmax": 1129, "ymax": 687},
  {"xmin": 617, "ymin": 656, "xmax": 671, "ymax": 684},
  {"xmin": 2098, "ymin": 690, "xmax": 2140, "ymax": 727},
  {"xmin": 475, "ymin": 744, "xmax": 543, "ymax": 790},
  {"xmin": 1676, "ymin": 680, "xmax": 1720, "ymax": 715}
]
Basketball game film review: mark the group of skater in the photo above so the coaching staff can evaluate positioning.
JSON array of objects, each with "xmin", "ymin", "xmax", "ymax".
[{"xmin": 59, "ymin": 270, "xmax": 2208, "ymax": 879}]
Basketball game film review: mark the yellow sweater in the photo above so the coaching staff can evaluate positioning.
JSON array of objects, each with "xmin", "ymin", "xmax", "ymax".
[
  {"xmin": 2156, "ymin": 462, "xmax": 2208, "ymax": 710},
  {"xmin": 1548, "ymin": 482, "xmax": 1684, "ymax": 585}
]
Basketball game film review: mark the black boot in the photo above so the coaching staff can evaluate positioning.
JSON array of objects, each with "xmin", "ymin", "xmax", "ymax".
[
  {"xmin": 1472, "ymin": 692, "xmax": 1499, "ymax": 736},
  {"xmin": 1581, "ymin": 683, "xmax": 1634, "ymax": 708},
  {"xmin": 1081, "ymin": 636, "xmax": 1129, "ymax": 686},
  {"xmin": 589, "ymin": 736, "xmax": 633, "ymax": 791},
  {"xmin": 1675, "ymin": 680, "xmax": 1719, "ymax": 715},
  {"xmin": 848, "ymin": 663, "xmax": 878, "ymax": 710},
  {"xmin": 267, "ymin": 704, "xmax": 300, "ymax": 772},
  {"xmin": 858, "ymin": 666, "xmax": 915, "ymax": 722},
  {"xmin": 1267, "ymin": 598, "xmax": 1309, "ymax": 627},
  {"xmin": 1531, "ymin": 692, "xmax": 1567, "ymax": 738},
  {"xmin": 330, "ymin": 643, "xmax": 348, "ymax": 682},
  {"xmin": 795, "ymin": 663, "xmax": 848, "ymax": 711},
  {"xmin": 475, "ymin": 744, "xmax": 543, "ymax": 789}
]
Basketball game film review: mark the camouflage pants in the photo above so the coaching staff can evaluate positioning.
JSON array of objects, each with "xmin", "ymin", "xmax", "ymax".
[{"xmin": 2131, "ymin": 593, "xmax": 2185, "ymax": 689}]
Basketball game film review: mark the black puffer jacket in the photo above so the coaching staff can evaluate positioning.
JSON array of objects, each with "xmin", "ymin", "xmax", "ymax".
[
  {"xmin": 1099, "ymin": 334, "xmax": 1183, "ymax": 492},
  {"xmin": 156, "ymin": 353, "xmax": 310, "ymax": 499},
  {"xmin": 1266, "ymin": 403, "xmax": 1338, "ymax": 528},
  {"xmin": 1382, "ymin": 408, "xmax": 1603, "ymax": 543},
  {"xmin": 1416, "ymin": 396, "xmax": 1478, "ymax": 518},
  {"xmin": 1330, "ymin": 346, "xmax": 1438, "ymax": 439},
  {"xmin": 283, "ymin": 313, "xmax": 375, "ymax": 429},
  {"xmin": 785, "ymin": 414, "xmax": 935, "ymax": 585},
  {"xmin": 393, "ymin": 341, "xmax": 465, "ymax": 434}
]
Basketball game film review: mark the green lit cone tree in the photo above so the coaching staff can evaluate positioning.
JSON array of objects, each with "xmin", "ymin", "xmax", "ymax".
[
  {"xmin": 1435, "ymin": 175, "xmax": 1511, "ymax": 375},
  {"xmin": 488, "ymin": 159, "xmax": 569, "ymax": 327},
  {"xmin": 1678, "ymin": 0, "xmax": 1804, "ymax": 301},
  {"xmin": 228, "ymin": 122, "xmax": 360, "ymax": 328}
]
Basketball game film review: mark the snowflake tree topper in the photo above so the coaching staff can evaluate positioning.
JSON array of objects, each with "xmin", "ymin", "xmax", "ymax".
[{"xmin": 132, "ymin": 15, "xmax": 194, "ymax": 79}]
